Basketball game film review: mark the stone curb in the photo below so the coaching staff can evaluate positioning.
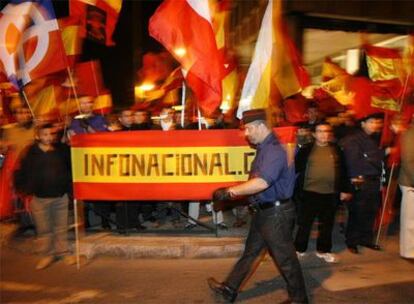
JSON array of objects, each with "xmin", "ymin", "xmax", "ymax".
[{"xmin": 77, "ymin": 234, "xmax": 245, "ymax": 259}]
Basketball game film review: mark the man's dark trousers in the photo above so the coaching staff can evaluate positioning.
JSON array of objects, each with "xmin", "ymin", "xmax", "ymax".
[
  {"xmin": 295, "ymin": 191, "xmax": 337, "ymax": 253},
  {"xmin": 346, "ymin": 179, "xmax": 381, "ymax": 247},
  {"xmin": 224, "ymin": 202, "xmax": 308, "ymax": 303}
]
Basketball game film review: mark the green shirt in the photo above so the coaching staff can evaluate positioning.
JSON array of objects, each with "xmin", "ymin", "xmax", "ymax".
[{"xmin": 304, "ymin": 145, "xmax": 336, "ymax": 194}]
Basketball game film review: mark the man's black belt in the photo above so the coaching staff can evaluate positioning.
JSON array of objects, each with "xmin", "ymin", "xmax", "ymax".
[
  {"xmin": 250, "ymin": 199, "xmax": 290, "ymax": 212},
  {"xmin": 364, "ymin": 175, "xmax": 381, "ymax": 181}
]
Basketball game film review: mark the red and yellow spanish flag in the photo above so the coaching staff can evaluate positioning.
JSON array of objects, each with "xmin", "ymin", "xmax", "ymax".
[
  {"xmin": 320, "ymin": 58, "xmax": 354, "ymax": 106},
  {"xmin": 59, "ymin": 16, "xmax": 83, "ymax": 66},
  {"xmin": 211, "ymin": 0, "xmax": 239, "ymax": 113},
  {"xmin": 93, "ymin": 91, "xmax": 112, "ymax": 115},
  {"xmin": 364, "ymin": 44, "xmax": 403, "ymax": 81},
  {"xmin": 70, "ymin": 127, "xmax": 297, "ymax": 200}
]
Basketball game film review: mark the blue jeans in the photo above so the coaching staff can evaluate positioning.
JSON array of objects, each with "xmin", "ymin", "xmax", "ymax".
[
  {"xmin": 225, "ymin": 202, "xmax": 308, "ymax": 303},
  {"xmin": 31, "ymin": 194, "xmax": 69, "ymax": 256}
]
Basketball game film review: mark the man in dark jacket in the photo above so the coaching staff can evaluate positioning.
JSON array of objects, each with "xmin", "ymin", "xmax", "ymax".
[
  {"xmin": 340, "ymin": 113, "xmax": 385, "ymax": 254},
  {"xmin": 14, "ymin": 123, "xmax": 74, "ymax": 270},
  {"xmin": 294, "ymin": 121, "xmax": 351, "ymax": 263}
]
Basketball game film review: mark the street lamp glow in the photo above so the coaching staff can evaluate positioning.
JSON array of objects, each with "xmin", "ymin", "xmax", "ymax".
[
  {"xmin": 135, "ymin": 82, "xmax": 155, "ymax": 99},
  {"xmin": 220, "ymin": 100, "xmax": 230, "ymax": 113},
  {"xmin": 172, "ymin": 105, "xmax": 183, "ymax": 111},
  {"xmin": 139, "ymin": 83, "xmax": 155, "ymax": 92},
  {"xmin": 174, "ymin": 47, "xmax": 186, "ymax": 57}
]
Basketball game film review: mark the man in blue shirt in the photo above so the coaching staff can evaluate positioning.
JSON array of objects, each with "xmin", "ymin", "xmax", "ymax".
[
  {"xmin": 68, "ymin": 96, "xmax": 108, "ymax": 136},
  {"xmin": 208, "ymin": 109, "xmax": 308, "ymax": 303}
]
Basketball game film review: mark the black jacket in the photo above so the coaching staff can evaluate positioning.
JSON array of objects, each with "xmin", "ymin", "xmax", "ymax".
[
  {"xmin": 294, "ymin": 142, "xmax": 351, "ymax": 197},
  {"xmin": 14, "ymin": 143, "xmax": 72, "ymax": 198}
]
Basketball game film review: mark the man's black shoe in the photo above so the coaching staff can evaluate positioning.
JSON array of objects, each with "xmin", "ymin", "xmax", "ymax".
[
  {"xmin": 360, "ymin": 243, "xmax": 381, "ymax": 251},
  {"xmin": 102, "ymin": 224, "xmax": 112, "ymax": 231},
  {"xmin": 207, "ymin": 277, "xmax": 237, "ymax": 302},
  {"xmin": 347, "ymin": 245, "xmax": 359, "ymax": 254},
  {"xmin": 135, "ymin": 224, "xmax": 147, "ymax": 231}
]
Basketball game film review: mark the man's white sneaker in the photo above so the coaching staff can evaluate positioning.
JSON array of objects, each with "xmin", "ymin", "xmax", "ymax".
[
  {"xmin": 316, "ymin": 252, "xmax": 339, "ymax": 263},
  {"xmin": 296, "ymin": 251, "xmax": 307, "ymax": 259},
  {"xmin": 35, "ymin": 256, "xmax": 56, "ymax": 270}
]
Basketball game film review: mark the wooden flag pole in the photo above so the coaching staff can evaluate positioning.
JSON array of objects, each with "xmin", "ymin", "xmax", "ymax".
[
  {"xmin": 73, "ymin": 198, "xmax": 81, "ymax": 270},
  {"xmin": 65, "ymin": 67, "xmax": 81, "ymax": 113},
  {"xmin": 90, "ymin": 62, "xmax": 103, "ymax": 116},
  {"xmin": 20, "ymin": 89, "xmax": 35, "ymax": 118}
]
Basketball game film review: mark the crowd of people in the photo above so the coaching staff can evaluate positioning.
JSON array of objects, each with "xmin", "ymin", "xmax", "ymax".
[{"xmin": 0, "ymin": 97, "xmax": 413, "ymax": 276}]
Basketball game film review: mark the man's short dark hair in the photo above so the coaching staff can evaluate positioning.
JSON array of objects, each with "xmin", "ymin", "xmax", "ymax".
[
  {"xmin": 312, "ymin": 120, "xmax": 331, "ymax": 132},
  {"xmin": 116, "ymin": 108, "xmax": 132, "ymax": 117},
  {"xmin": 36, "ymin": 123, "xmax": 54, "ymax": 134},
  {"xmin": 308, "ymin": 102, "xmax": 318, "ymax": 109},
  {"xmin": 360, "ymin": 112, "xmax": 384, "ymax": 123}
]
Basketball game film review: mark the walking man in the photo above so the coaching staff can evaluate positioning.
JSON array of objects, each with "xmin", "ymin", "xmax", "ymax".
[{"xmin": 208, "ymin": 109, "xmax": 308, "ymax": 303}]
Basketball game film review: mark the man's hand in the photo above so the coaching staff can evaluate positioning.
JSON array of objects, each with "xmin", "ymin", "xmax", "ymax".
[
  {"xmin": 212, "ymin": 187, "xmax": 232, "ymax": 212},
  {"xmin": 213, "ymin": 187, "xmax": 232, "ymax": 202},
  {"xmin": 340, "ymin": 192, "xmax": 352, "ymax": 201}
]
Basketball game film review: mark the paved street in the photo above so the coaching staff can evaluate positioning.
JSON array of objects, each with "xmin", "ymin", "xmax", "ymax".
[{"xmin": 1, "ymin": 222, "xmax": 413, "ymax": 304}]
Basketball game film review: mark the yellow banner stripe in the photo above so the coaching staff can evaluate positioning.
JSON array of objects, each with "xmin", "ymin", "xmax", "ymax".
[{"xmin": 71, "ymin": 146, "xmax": 256, "ymax": 183}]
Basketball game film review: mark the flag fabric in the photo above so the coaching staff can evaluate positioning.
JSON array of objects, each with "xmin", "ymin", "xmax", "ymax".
[
  {"xmin": 364, "ymin": 44, "xmax": 403, "ymax": 81},
  {"xmin": 320, "ymin": 58, "xmax": 354, "ymax": 106},
  {"xmin": 27, "ymin": 83, "xmax": 58, "ymax": 118},
  {"xmin": 370, "ymin": 78, "xmax": 403, "ymax": 112},
  {"xmin": 70, "ymin": 0, "xmax": 122, "ymax": 46},
  {"xmin": 348, "ymin": 76, "xmax": 402, "ymax": 120},
  {"xmin": 70, "ymin": 127, "xmax": 296, "ymax": 200},
  {"xmin": 211, "ymin": 1, "xmax": 239, "ymax": 113},
  {"xmin": 58, "ymin": 97, "xmax": 79, "ymax": 116},
  {"xmin": 363, "ymin": 44, "xmax": 406, "ymax": 112},
  {"xmin": 0, "ymin": 1, "xmax": 31, "ymax": 88},
  {"xmin": 162, "ymin": 67, "xmax": 184, "ymax": 92},
  {"xmin": 59, "ymin": 16, "xmax": 83, "ymax": 66},
  {"xmin": 402, "ymin": 34, "xmax": 414, "ymax": 104},
  {"xmin": 321, "ymin": 57, "xmax": 348, "ymax": 81},
  {"xmin": 137, "ymin": 52, "xmax": 175, "ymax": 85},
  {"xmin": 0, "ymin": 0, "xmax": 68, "ymax": 89},
  {"xmin": 149, "ymin": 0, "xmax": 225, "ymax": 116},
  {"xmin": 93, "ymin": 91, "xmax": 112, "ymax": 114},
  {"xmin": 74, "ymin": 60, "xmax": 106, "ymax": 97},
  {"xmin": 237, "ymin": 0, "xmax": 308, "ymax": 118},
  {"xmin": 135, "ymin": 67, "xmax": 183, "ymax": 105},
  {"xmin": 320, "ymin": 76, "xmax": 354, "ymax": 106},
  {"xmin": 22, "ymin": 75, "xmax": 66, "ymax": 119},
  {"xmin": 221, "ymin": 64, "xmax": 239, "ymax": 112},
  {"xmin": 283, "ymin": 94, "xmax": 308, "ymax": 124}
]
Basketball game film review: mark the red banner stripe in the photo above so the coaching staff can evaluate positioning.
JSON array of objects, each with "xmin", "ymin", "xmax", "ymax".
[
  {"xmin": 73, "ymin": 182, "xmax": 239, "ymax": 201},
  {"xmin": 70, "ymin": 127, "xmax": 297, "ymax": 148}
]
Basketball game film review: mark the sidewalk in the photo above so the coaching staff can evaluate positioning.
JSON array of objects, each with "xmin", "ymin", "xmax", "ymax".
[
  {"xmin": 2, "ymin": 210, "xmax": 413, "ymax": 296},
  {"xmin": 0, "ymin": 209, "xmax": 248, "ymax": 259}
]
